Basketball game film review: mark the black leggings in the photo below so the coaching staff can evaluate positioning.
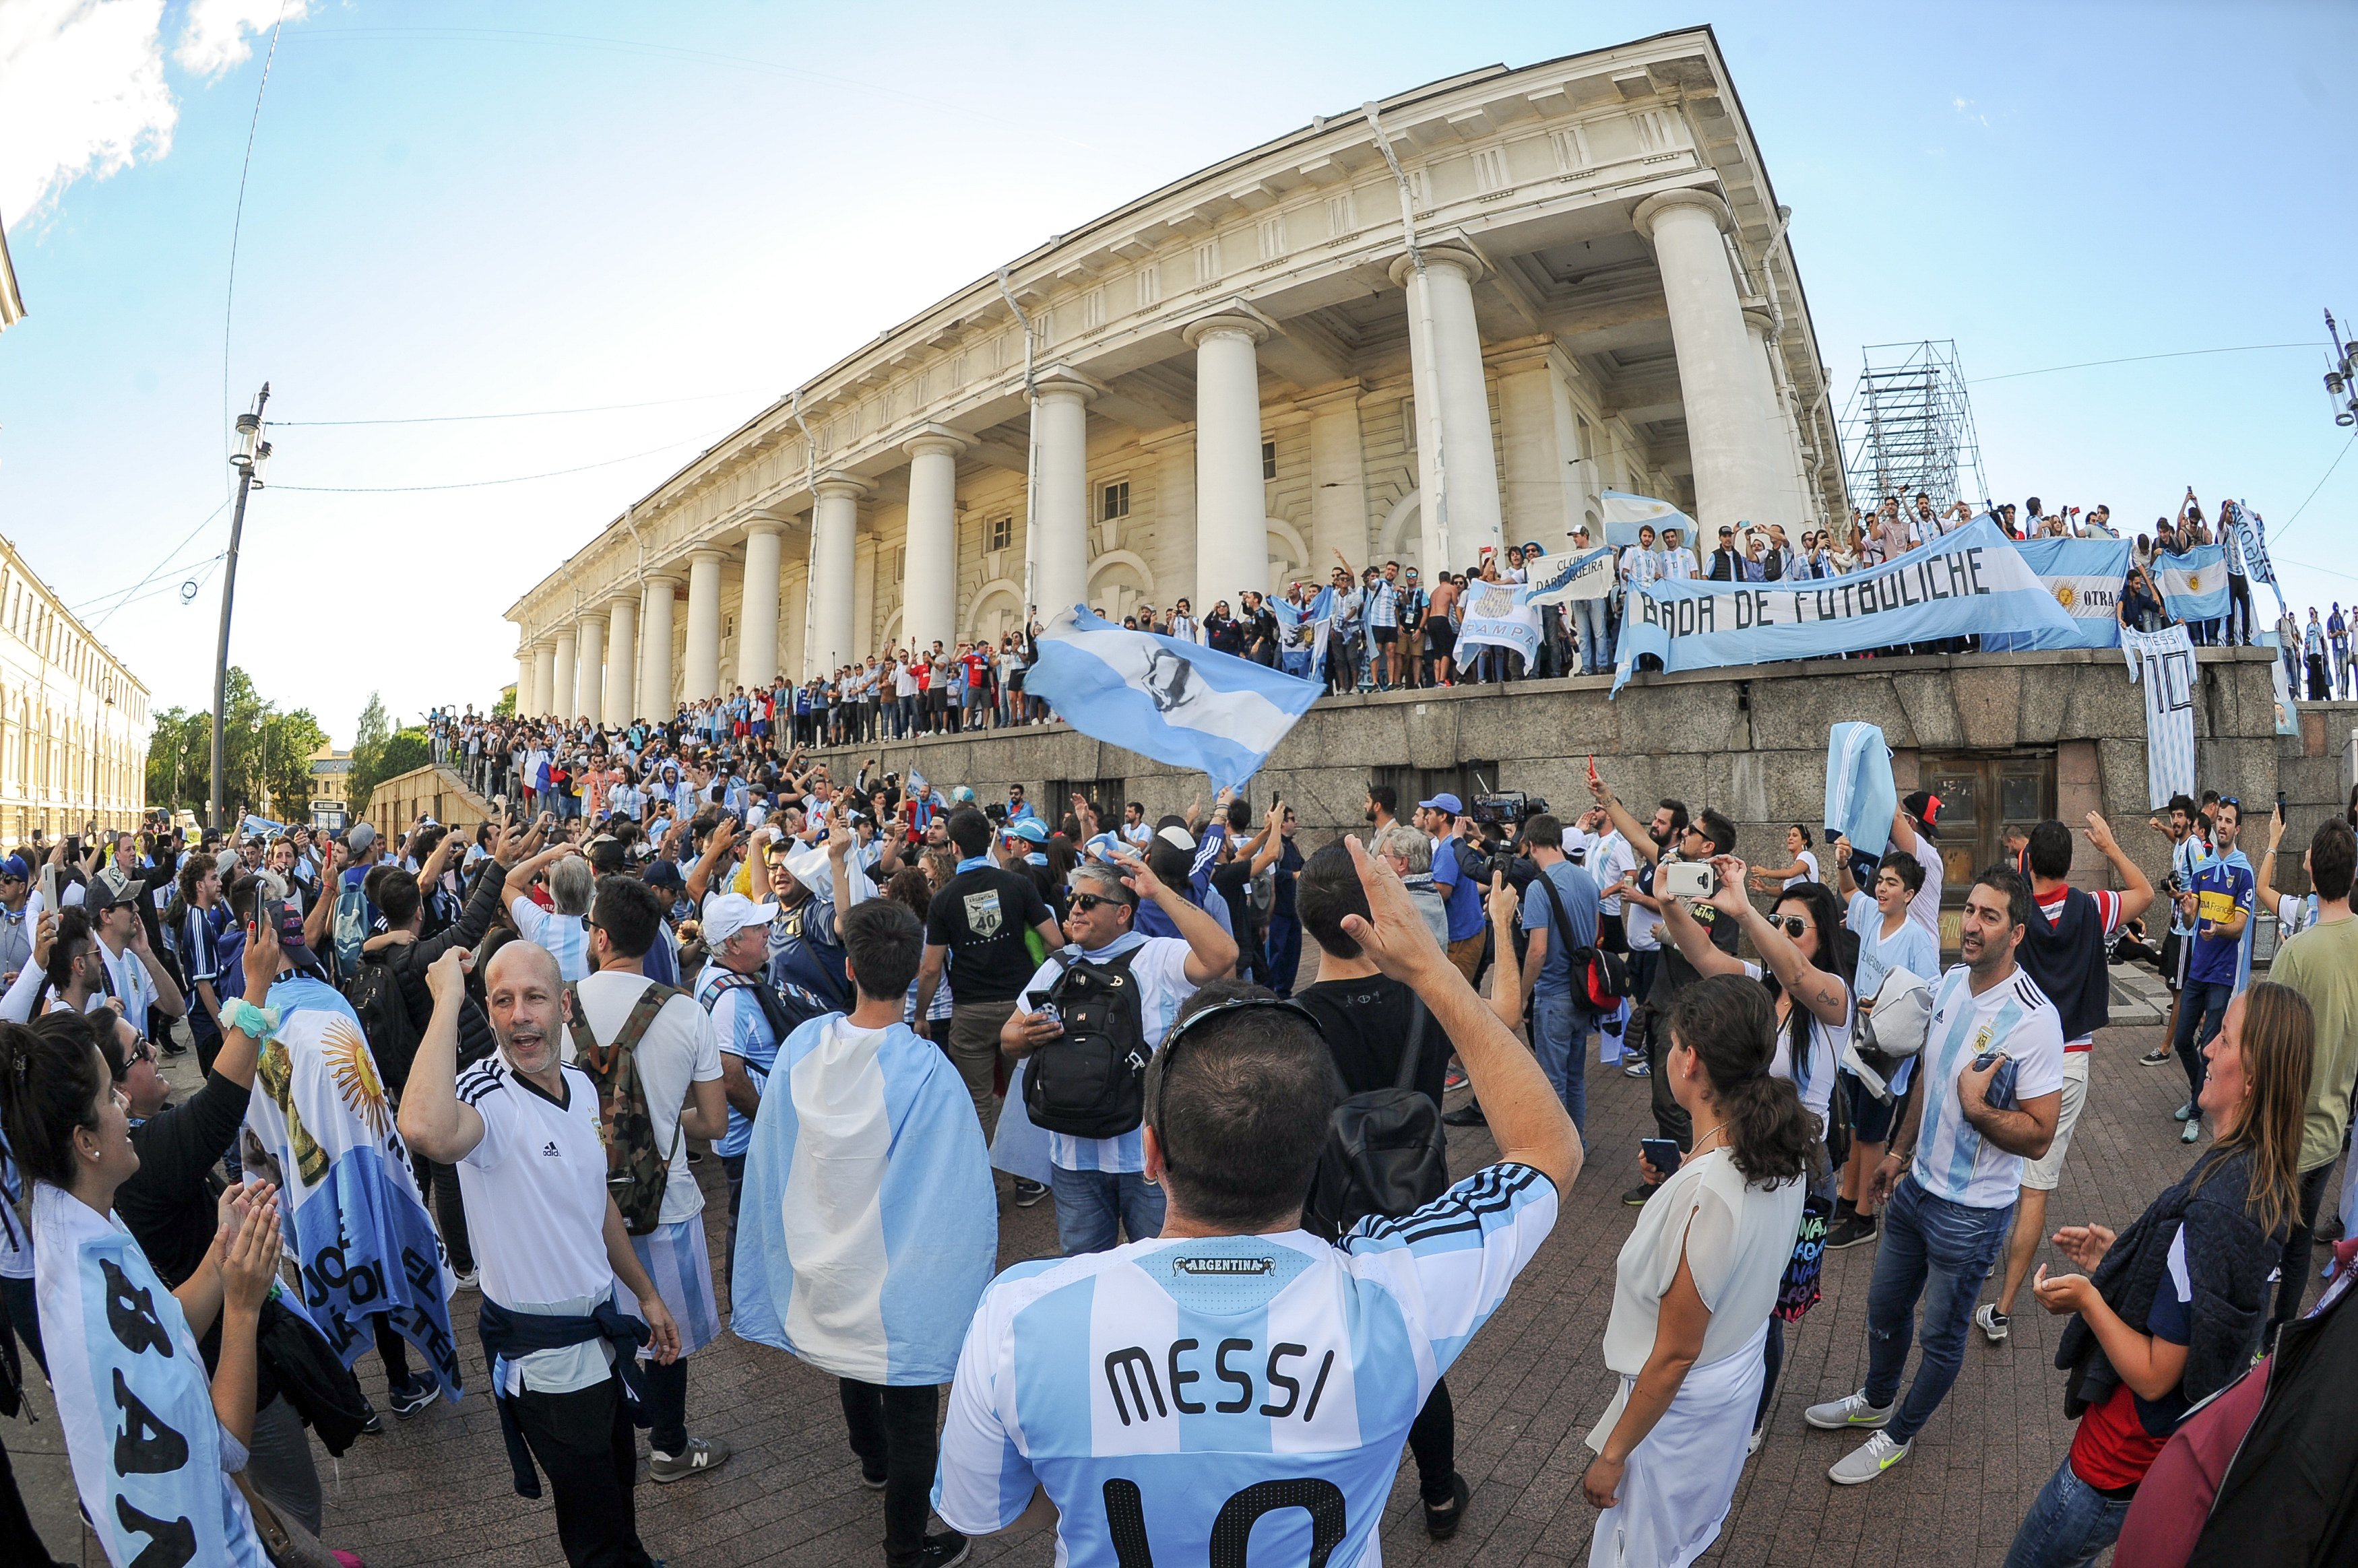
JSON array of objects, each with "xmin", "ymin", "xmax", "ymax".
[
  {"xmin": 1407, "ymin": 1376, "xmax": 1457, "ymax": 1502},
  {"xmin": 2273, "ymin": 1161, "xmax": 2338, "ymax": 1332},
  {"xmin": 515, "ymin": 1372, "xmax": 655, "ymax": 1568},
  {"xmin": 840, "ymin": 1379, "xmax": 940, "ymax": 1560}
]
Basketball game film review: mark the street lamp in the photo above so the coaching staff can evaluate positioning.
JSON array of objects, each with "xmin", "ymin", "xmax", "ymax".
[
  {"xmin": 2324, "ymin": 310, "xmax": 2358, "ymax": 429},
  {"xmin": 210, "ymin": 383, "xmax": 270, "ymax": 832}
]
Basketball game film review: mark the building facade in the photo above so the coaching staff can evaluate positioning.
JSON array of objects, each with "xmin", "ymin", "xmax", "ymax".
[
  {"xmin": 307, "ymin": 745, "xmax": 352, "ymax": 831},
  {"xmin": 0, "ymin": 535, "xmax": 153, "ymax": 839},
  {"xmin": 508, "ymin": 27, "xmax": 1846, "ymax": 719}
]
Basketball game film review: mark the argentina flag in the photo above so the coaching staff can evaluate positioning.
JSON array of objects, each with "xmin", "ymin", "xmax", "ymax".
[
  {"xmin": 1600, "ymin": 489, "xmax": 1696, "ymax": 549},
  {"xmin": 2155, "ymin": 543, "xmax": 2229, "ymax": 621},
  {"xmin": 1982, "ymin": 537, "xmax": 2130, "ymax": 651},
  {"xmin": 731, "ymin": 1014, "xmax": 996, "ymax": 1385},
  {"xmin": 1026, "ymin": 605, "xmax": 1323, "ymax": 793}
]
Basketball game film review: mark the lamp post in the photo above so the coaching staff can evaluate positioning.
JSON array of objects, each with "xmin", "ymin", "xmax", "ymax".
[
  {"xmin": 211, "ymin": 383, "xmax": 270, "ymax": 832},
  {"xmin": 2324, "ymin": 310, "xmax": 2357, "ymax": 428}
]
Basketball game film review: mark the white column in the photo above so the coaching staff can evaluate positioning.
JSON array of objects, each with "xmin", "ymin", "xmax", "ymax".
[
  {"xmin": 552, "ymin": 628, "xmax": 578, "ymax": 721},
  {"xmin": 575, "ymin": 614, "xmax": 606, "ymax": 725},
  {"xmin": 1633, "ymin": 189, "xmax": 1786, "ymax": 534},
  {"xmin": 1031, "ymin": 370, "xmax": 1097, "ymax": 619},
  {"xmin": 682, "ymin": 549, "xmax": 725, "ymax": 701},
  {"xmin": 1746, "ymin": 305, "xmax": 1811, "ymax": 532},
  {"xmin": 1184, "ymin": 315, "xmax": 1270, "ymax": 603},
  {"xmin": 532, "ymin": 641, "xmax": 556, "ymax": 717},
  {"xmin": 1303, "ymin": 386, "xmax": 1369, "ymax": 568},
  {"xmin": 638, "ymin": 574, "xmax": 677, "ymax": 718},
  {"xmin": 515, "ymin": 651, "xmax": 534, "ymax": 715},
  {"xmin": 736, "ymin": 520, "xmax": 784, "ymax": 688},
  {"xmin": 902, "ymin": 429, "xmax": 967, "ymax": 655},
  {"xmin": 807, "ymin": 475, "xmax": 869, "ymax": 673},
  {"xmin": 604, "ymin": 593, "xmax": 638, "ymax": 726},
  {"xmin": 1391, "ymin": 247, "xmax": 1505, "ymax": 570},
  {"xmin": 1142, "ymin": 430, "xmax": 1197, "ymax": 610}
]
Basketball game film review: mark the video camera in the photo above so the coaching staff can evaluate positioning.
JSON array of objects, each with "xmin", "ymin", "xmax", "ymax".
[{"xmin": 1467, "ymin": 790, "xmax": 1547, "ymax": 828}]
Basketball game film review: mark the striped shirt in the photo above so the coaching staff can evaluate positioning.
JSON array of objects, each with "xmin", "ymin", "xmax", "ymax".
[
  {"xmin": 1911, "ymin": 965, "xmax": 2065, "ymax": 1208},
  {"xmin": 933, "ymin": 1163, "xmax": 1558, "ymax": 1567},
  {"xmin": 509, "ymin": 898, "xmax": 593, "ymax": 983}
]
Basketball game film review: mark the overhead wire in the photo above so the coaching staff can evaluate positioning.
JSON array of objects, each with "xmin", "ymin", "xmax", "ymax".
[
  {"xmin": 265, "ymin": 433, "xmax": 716, "ymax": 493},
  {"xmin": 1968, "ymin": 343, "xmax": 2316, "ymax": 384},
  {"xmin": 2264, "ymin": 428, "xmax": 2357, "ymax": 545},
  {"xmin": 69, "ymin": 498, "xmax": 230, "ymax": 620},
  {"xmin": 270, "ymin": 389, "xmax": 769, "ymax": 427},
  {"xmin": 221, "ymin": 3, "xmax": 292, "ymax": 492}
]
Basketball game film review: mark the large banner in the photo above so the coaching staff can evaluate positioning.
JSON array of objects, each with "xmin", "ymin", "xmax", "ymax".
[
  {"xmin": 1455, "ymin": 578, "xmax": 1544, "ymax": 664},
  {"xmin": 1519, "ymin": 546, "xmax": 1617, "ymax": 606},
  {"xmin": 1609, "ymin": 518, "xmax": 2077, "ymax": 695},
  {"xmin": 1982, "ymin": 537, "xmax": 2131, "ymax": 651}
]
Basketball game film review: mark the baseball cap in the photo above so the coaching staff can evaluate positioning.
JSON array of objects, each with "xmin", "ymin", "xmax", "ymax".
[
  {"xmin": 1901, "ymin": 790, "xmax": 1942, "ymax": 841},
  {"xmin": 346, "ymin": 822, "xmax": 378, "ymax": 855},
  {"xmin": 702, "ymin": 892, "xmax": 777, "ymax": 947},
  {"xmin": 1417, "ymin": 793, "xmax": 1465, "ymax": 816},
  {"xmin": 643, "ymin": 859, "xmax": 685, "ymax": 893},
  {"xmin": 1155, "ymin": 824, "xmax": 1196, "ymax": 853},
  {"xmin": 1009, "ymin": 818, "xmax": 1049, "ymax": 845},
  {"xmin": 89, "ymin": 867, "xmax": 141, "ymax": 909},
  {"xmin": 0, "ymin": 854, "xmax": 27, "ymax": 881}
]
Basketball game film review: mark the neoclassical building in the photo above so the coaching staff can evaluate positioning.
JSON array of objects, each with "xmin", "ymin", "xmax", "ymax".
[
  {"xmin": 508, "ymin": 26, "xmax": 1847, "ymax": 721},
  {"xmin": 0, "ymin": 533, "xmax": 153, "ymax": 839}
]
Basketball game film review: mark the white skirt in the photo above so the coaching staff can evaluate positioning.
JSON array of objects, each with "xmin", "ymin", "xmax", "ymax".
[{"xmin": 1586, "ymin": 1319, "xmax": 1768, "ymax": 1568}]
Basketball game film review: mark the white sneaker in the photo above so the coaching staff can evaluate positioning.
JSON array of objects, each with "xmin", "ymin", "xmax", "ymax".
[
  {"xmin": 1803, "ymin": 1390, "xmax": 1894, "ymax": 1431},
  {"xmin": 1828, "ymin": 1430, "xmax": 1910, "ymax": 1485},
  {"xmin": 1975, "ymin": 1303, "xmax": 2010, "ymax": 1344},
  {"xmin": 1746, "ymin": 1427, "xmax": 1764, "ymax": 1457}
]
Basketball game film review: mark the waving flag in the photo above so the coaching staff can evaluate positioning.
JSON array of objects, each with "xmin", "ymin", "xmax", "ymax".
[
  {"xmin": 1456, "ymin": 579, "xmax": 1545, "ymax": 663},
  {"xmin": 2154, "ymin": 544, "xmax": 2229, "ymax": 621},
  {"xmin": 731, "ymin": 1014, "xmax": 996, "ymax": 1384},
  {"xmin": 2227, "ymin": 500, "xmax": 2286, "ymax": 614},
  {"xmin": 247, "ymin": 975, "xmax": 461, "ymax": 1400},
  {"xmin": 1982, "ymin": 537, "xmax": 2131, "ymax": 651},
  {"xmin": 1601, "ymin": 490, "xmax": 1698, "ymax": 550},
  {"xmin": 1519, "ymin": 546, "xmax": 1618, "ymax": 606},
  {"xmin": 1824, "ymin": 722, "xmax": 1897, "ymax": 856},
  {"xmin": 35, "ymin": 1183, "xmax": 273, "ymax": 1568},
  {"xmin": 1025, "ymin": 605, "xmax": 1323, "ymax": 793}
]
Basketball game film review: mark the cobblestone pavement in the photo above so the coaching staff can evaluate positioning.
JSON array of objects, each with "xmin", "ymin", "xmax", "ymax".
[{"xmin": 22, "ymin": 1001, "xmax": 2344, "ymax": 1567}]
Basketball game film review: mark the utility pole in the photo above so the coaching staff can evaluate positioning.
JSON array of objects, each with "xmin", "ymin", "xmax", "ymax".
[{"xmin": 211, "ymin": 383, "xmax": 270, "ymax": 832}]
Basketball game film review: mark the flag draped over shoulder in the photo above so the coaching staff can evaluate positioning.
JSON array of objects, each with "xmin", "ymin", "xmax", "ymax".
[
  {"xmin": 2154, "ymin": 543, "xmax": 2229, "ymax": 621},
  {"xmin": 247, "ymin": 975, "xmax": 461, "ymax": 1399},
  {"xmin": 34, "ymin": 1183, "xmax": 272, "ymax": 1568},
  {"xmin": 1609, "ymin": 518, "xmax": 2077, "ymax": 695},
  {"xmin": 1824, "ymin": 722, "xmax": 1896, "ymax": 856},
  {"xmin": 1981, "ymin": 537, "xmax": 2131, "ymax": 651},
  {"xmin": 1024, "ymin": 605, "xmax": 1323, "ymax": 794},
  {"xmin": 731, "ymin": 1014, "xmax": 996, "ymax": 1385}
]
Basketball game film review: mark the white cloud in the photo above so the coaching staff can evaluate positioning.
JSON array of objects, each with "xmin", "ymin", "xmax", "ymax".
[
  {"xmin": 173, "ymin": 0, "xmax": 309, "ymax": 79},
  {"xmin": 0, "ymin": 0, "xmax": 175, "ymax": 225}
]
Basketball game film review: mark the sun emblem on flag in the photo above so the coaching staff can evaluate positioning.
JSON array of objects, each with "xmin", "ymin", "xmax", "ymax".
[
  {"xmin": 323, "ymin": 1016, "xmax": 392, "ymax": 1139},
  {"xmin": 2053, "ymin": 584, "xmax": 2076, "ymax": 610},
  {"xmin": 2186, "ymin": 570, "xmax": 2202, "ymax": 593}
]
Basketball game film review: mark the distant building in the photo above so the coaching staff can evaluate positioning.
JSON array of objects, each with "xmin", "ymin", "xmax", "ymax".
[
  {"xmin": 308, "ymin": 745, "xmax": 352, "ymax": 830},
  {"xmin": 0, "ymin": 534, "xmax": 152, "ymax": 841}
]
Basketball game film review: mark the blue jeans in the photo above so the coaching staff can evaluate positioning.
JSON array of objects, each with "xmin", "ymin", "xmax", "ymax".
[
  {"xmin": 1570, "ymin": 597, "xmax": 1609, "ymax": 675},
  {"xmin": 1265, "ymin": 913, "xmax": 1302, "ymax": 998},
  {"xmin": 2002, "ymin": 1456, "xmax": 2132, "ymax": 1568},
  {"xmin": 1863, "ymin": 1176, "xmax": 2014, "ymax": 1444},
  {"xmin": 2172, "ymin": 976, "xmax": 2232, "ymax": 1107},
  {"xmin": 1051, "ymin": 1167, "xmax": 1166, "ymax": 1255},
  {"xmin": 1532, "ymin": 991, "xmax": 1587, "ymax": 1137}
]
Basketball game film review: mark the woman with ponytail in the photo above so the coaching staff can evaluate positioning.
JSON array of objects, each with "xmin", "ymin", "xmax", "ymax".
[
  {"xmin": 0, "ymin": 1010, "xmax": 284, "ymax": 1567},
  {"xmin": 1581, "ymin": 975, "xmax": 1815, "ymax": 1566}
]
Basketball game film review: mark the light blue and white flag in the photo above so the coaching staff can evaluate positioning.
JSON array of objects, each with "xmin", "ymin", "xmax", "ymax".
[
  {"xmin": 1455, "ymin": 578, "xmax": 1544, "ymax": 664},
  {"xmin": 1269, "ymin": 593, "xmax": 1327, "ymax": 679},
  {"xmin": 1609, "ymin": 517, "xmax": 2076, "ymax": 695},
  {"xmin": 1025, "ymin": 605, "xmax": 1323, "ymax": 794},
  {"xmin": 1825, "ymin": 723, "xmax": 1896, "ymax": 857},
  {"xmin": 2154, "ymin": 543, "xmax": 2229, "ymax": 622},
  {"xmin": 247, "ymin": 975, "xmax": 462, "ymax": 1400},
  {"xmin": 238, "ymin": 814, "xmax": 290, "ymax": 841},
  {"xmin": 1519, "ymin": 546, "xmax": 1618, "ymax": 606},
  {"xmin": 731, "ymin": 1014, "xmax": 996, "ymax": 1385},
  {"xmin": 1601, "ymin": 490, "xmax": 1697, "ymax": 550},
  {"xmin": 1981, "ymin": 537, "xmax": 2131, "ymax": 651},
  {"xmin": 34, "ymin": 1182, "xmax": 273, "ymax": 1568},
  {"xmin": 2260, "ymin": 630, "xmax": 2300, "ymax": 736},
  {"xmin": 2227, "ymin": 500, "xmax": 2287, "ymax": 614}
]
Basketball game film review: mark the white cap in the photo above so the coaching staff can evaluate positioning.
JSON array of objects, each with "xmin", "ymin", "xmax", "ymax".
[
  {"xmin": 1155, "ymin": 824, "xmax": 1196, "ymax": 852},
  {"xmin": 703, "ymin": 892, "xmax": 778, "ymax": 947}
]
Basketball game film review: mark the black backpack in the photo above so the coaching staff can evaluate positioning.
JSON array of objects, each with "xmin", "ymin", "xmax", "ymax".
[
  {"xmin": 1024, "ymin": 949, "xmax": 1150, "ymax": 1140},
  {"xmin": 345, "ymin": 949, "xmax": 421, "ymax": 1092},
  {"xmin": 1304, "ymin": 995, "xmax": 1448, "ymax": 1241},
  {"xmin": 705, "ymin": 970, "xmax": 833, "ymax": 1046}
]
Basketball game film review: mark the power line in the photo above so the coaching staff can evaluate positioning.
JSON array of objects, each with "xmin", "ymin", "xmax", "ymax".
[
  {"xmin": 270, "ymin": 389, "xmax": 768, "ymax": 427},
  {"xmin": 2268, "ymin": 428, "xmax": 2357, "ymax": 544},
  {"xmin": 1969, "ymin": 343, "xmax": 2315, "ymax": 385},
  {"xmin": 266, "ymin": 434, "xmax": 711, "ymax": 494},
  {"xmin": 221, "ymin": 4, "xmax": 291, "ymax": 490},
  {"xmin": 69, "ymin": 498, "xmax": 229, "ymax": 618}
]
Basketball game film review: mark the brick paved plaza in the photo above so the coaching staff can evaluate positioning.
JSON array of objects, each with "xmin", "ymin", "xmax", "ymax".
[{"xmin": 18, "ymin": 985, "xmax": 2341, "ymax": 1566}]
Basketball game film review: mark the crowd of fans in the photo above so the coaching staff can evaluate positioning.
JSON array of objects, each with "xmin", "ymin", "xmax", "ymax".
[{"xmin": 1, "ymin": 690, "xmax": 2353, "ymax": 1568}]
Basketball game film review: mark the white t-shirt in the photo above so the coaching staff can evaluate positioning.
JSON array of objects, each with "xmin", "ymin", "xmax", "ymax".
[
  {"xmin": 1784, "ymin": 849, "xmax": 1820, "ymax": 889},
  {"xmin": 1911, "ymin": 965, "xmax": 2067, "ymax": 1208},
  {"xmin": 1018, "ymin": 936, "xmax": 1199, "ymax": 1175},
  {"xmin": 933, "ymin": 1164, "xmax": 1558, "ymax": 1567},
  {"xmin": 1905, "ymin": 832, "xmax": 1944, "ymax": 937},
  {"xmin": 454, "ymin": 1053, "xmax": 619, "ymax": 1394},
  {"xmin": 512, "ymin": 897, "xmax": 594, "ymax": 983},
  {"xmin": 1738, "ymin": 962, "xmax": 1844, "ymax": 1125},
  {"xmin": 1592, "ymin": 830, "xmax": 1636, "ymax": 918},
  {"xmin": 568, "ymin": 973, "xmax": 722, "ymax": 1227}
]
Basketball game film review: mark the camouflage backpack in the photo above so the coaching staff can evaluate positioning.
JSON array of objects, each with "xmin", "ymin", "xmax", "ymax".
[{"xmin": 563, "ymin": 980, "xmax": 686, "ymax": 1236}]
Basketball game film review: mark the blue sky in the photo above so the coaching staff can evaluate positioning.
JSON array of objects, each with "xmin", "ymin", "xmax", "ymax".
[{"xmin": 3, "ymin": 0, "xmax": 2353, "ymax": 743}]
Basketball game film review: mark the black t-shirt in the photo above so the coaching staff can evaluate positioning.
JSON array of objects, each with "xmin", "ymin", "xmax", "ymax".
[
  {"xmin": 1646, "ymin": 859, "xmax": 1743, "ymax": 1004},
  {"xmin": 926, "ymin": 865, "xmax": 1053, "ymax": 1004},
  {"xmin": 1294, "ymin": 974, "xmax": 1449, "ymax": 1106}
]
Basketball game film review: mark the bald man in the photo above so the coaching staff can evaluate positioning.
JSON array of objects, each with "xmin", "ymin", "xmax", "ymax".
[{"xmin": 401, "ymin": 940, "xmax": 680, "ymax": 1568}]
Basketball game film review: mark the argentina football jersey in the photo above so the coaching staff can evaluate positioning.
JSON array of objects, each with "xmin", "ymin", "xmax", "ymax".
[{"xmin": 935, "ymin": 1164, "xmax": 1557, "ymax": 1566}]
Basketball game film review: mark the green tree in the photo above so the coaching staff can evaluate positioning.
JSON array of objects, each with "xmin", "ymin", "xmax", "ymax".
[
  {"xmin": 493, "ymin": 684, "xmax": 517, "ymax": 719},
  {"xmin": 348, "ymin": 690, "xmax": 435, "ymax": 817},
  {"xmin": 141, "ymin": 668, "xmax": 331, "ymax": 823}
]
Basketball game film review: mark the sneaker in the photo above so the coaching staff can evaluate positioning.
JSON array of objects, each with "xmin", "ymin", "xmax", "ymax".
[
  {"xmin": 1804, "ymin": 1390, "xmax": 1894, "ymax": 1431},
  {"xmin": 1442, "ymin": 1101, "xmax": 1488, "ymax": 1127},
  {"xmin": 1421, "ymin": 1472, "xmax": 1470, "ymax": 1540},
  {"xmin": 2173, "ymin": 1101, "xmax": 2199, "ymax": 1123},
  {"xmin": 649, "ymin": 1436, "xmax": 734, "ymax": 1483},
  {"xmin": 1975, "ymin": 1303, "xmax": 2010, "ymax": 1344},
  {"xmin": 450, "ymin": 1267, "xmax": 479, "ymax": 1292},
  {"xmin": 159, "ymin": 1037, "xmax": 189, "ymax": 1057},
  {"xmin": 893, "ymin": 1532, "xmax": 970, "ymax": 1568},
  {"xmin": 1443, "ymin": 1066, "xmax": 1468, "ymax": 1092},
  {"xmin": 358, "ymin": 1399, "xmax": 384, "ymax": 1437},
  {"xmin": 1824, "ymin": 1213, "xmax": 1879, "ymax": 1251},
  {"xmin": 2139, "ymin": 1047, "xmax": 2173, "ymax": 1066},
  {"xmin": 389, "ymin": 1375, "xmax": 437, "ymax": 1420},
  {"xmin": 1828, "ymin": 1431, "xmax": 1911, "ymax": 1486},
  {"xmin": 1746, "ymin": 1427, "xmax": 1765, "ymax": 1457},
  {"xmin": 1011, "ymin": 1177, "xmax": 1048, "ymax": 1208},
  {"xmin": 1622, "ymin": 1183, "xmax": 1656, "ymax": 1207},
  {"xmin": 2182, "ymin": 1119, "xmax": 2202, "ymax": 1144},
  {"xmin": 1622, "ymin": 1058, "xmax": 1651, "ymax": 1078},
  {"xmin": 859, "ymin": 1465, "xmax": 889, "ymax": 1491}
]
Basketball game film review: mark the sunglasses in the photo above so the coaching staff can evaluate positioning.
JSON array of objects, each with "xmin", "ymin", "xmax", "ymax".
[
  {"xmin": 1771, "ymin": 915, "xmax": 1811, "ymax": 940},
  {"xmin": 1069, "ymin": 891, "xmax": 1131, "ymax": 914}
]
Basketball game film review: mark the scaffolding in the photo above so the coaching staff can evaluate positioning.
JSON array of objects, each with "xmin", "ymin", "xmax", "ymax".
[{"xmin": 1837, "ymin": 340, "xmax": 1988, "ymax": 517}]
